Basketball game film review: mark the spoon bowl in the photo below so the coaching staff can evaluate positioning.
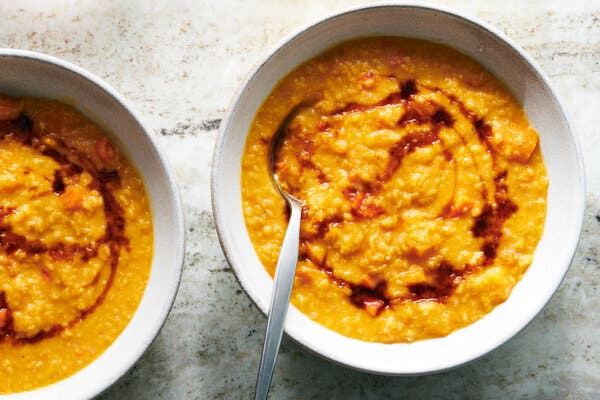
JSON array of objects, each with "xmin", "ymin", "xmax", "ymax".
[{"xmin": 267, "ymin": 104, "xmax": 307, "ymax": 204}]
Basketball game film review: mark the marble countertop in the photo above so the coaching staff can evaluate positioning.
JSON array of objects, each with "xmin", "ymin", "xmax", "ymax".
[{"xmin": 2, "ymin": 0, "xmax": 599, "ymax": 398}]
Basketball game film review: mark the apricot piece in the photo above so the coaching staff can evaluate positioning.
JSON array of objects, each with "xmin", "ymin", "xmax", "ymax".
[
  {"xmin": 0, "ymin": 94, "xmax": 23, "ymax": 121},
  {"xmin": 0, "ymin": 309, "xmax": 8, "ymax": 328},
  {"xmin": 63, "ymin": 185, "xmax": 86, "ymax": 210},
  {"xmin": 364, "ymin": 299, "xmax": 386, "ymax": 316},
  {"xmin": 95, "ymin": 136, "xmax": 115, "ymax": 163},
  {"xmin": 442, "ymin": 199, "xmax": 474, "ymax": 218}
]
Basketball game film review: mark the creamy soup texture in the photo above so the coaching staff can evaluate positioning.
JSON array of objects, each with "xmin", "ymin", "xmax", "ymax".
[
  {"xmin": 0, "ymin": 95, "xmax": 153, "ymax": 393},
  {"xmin": 241, "ymin": 37, "xmax": 548, "ymax": 343}
]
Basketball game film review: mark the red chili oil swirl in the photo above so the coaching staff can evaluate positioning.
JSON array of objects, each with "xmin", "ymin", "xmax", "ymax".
[
  {"xmin": 280, "ymin": 79, "xmax": 518, "ymax": 316},
  {"xmin": 0, "ymin": 112, "xmax": 127, "ymax": 344}
]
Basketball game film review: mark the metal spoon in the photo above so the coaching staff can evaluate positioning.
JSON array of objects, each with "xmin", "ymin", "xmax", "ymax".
[{"xmin": 254, "ymin": 105, "xmax": 305, "ymax": 400}]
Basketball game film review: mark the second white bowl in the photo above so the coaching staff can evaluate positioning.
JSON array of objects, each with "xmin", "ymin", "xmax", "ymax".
[{"xmin": 0, "ymin": 49, "xmax": 185, "ymax": 398}]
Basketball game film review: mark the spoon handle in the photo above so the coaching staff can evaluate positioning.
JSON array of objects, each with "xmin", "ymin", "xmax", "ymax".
[{"xmin": 254, "ymin": 199, "xmax": 302, "ymax": 400}]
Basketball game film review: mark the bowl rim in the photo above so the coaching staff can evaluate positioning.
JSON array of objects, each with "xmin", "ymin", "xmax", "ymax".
[
  {"xmin": 212, "ymin": 2, "xmax": 585, "ymax": 375},
  {"xmin": 0, "ymin": 48, "xmax": 185, "ymax": 398}
]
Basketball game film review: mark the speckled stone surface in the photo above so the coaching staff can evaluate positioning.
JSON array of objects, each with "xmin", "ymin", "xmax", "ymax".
[{"xmin": 1, "ymin": 1, "xmax": 599, "ymax": 398}]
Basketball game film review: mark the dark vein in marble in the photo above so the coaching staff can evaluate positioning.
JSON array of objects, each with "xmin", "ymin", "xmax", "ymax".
[{"xmin": 160, "ymin": 118, "xmax": 222, "ymax": 136}]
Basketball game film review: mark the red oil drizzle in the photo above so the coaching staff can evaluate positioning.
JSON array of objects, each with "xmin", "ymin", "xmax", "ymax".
[
  {"xmin": 334, "ymin": 79, "xmax": 419, "ymax": 116},
  {"xmin": 406, "ymin": 261, "xmax": 462, "ymax": 302},
  {"xmin": 276, "ymin": 79, "xmax": 519, "ymax": 315},
  {"xmin": 0, "ymin": 111, "xmax": 128, "ymax": 344},
  {"xmin": 299, "ymin": 254, "xmax": 391, "ymax": 316},
  {"xmin": 472, "ymin": 171, "xmax": 518, "ymax": 264},
  {"xmin": 334, "ymin": 89, "xmax": 404, "ymax": 115},
  {"xmin": 275, "ymin": 132, "xmax": 328, "ymax": 190},
  {"xmin": 381, "ymin": 129, "xmax": 441, "ymax": 182},
  {"xmin": 343, "ymin": 187, "xmax": 385, "ymax": 219},
  {"xmin": 349, "ymin": 280, "xmax": 389, "ymax": 316},
  {"xmin": 0, "ymin": 292, "xmax": 13, "ymax": 336},
  {"xmin": 400, "ymin": 79, "xmax": 418, "ymax": 99},
  {"xmin": 475, "ymin": 118, "xmax": 494, "ymax": 146},
  {"xmin": 52, "ymin": 169, "xmax": 66, "ymax": 194}
]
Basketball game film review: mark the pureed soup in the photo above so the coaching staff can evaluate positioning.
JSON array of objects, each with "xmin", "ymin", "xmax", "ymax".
[
  {"xmin": 0, "ymin": 95, "xmax": 153, "ymax": 392},
  {"xmin": 242, "ymin": 38, "xmax": 548, "ymax": 343}
]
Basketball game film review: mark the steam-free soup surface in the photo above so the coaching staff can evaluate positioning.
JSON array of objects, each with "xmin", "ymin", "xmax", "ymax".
[{"xmin": 241, "ymin": 37, "xmax": 547, "ymax": 342}]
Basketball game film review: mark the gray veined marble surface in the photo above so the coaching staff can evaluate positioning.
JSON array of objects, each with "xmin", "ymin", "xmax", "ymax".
[{"xmin": 1, "ymin": 0, "xmax": 599, "ymax": 398}]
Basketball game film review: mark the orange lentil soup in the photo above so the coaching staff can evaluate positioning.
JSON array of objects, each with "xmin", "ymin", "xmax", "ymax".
[
  {"xmin": 241, "ymin": 38, "xmax": 547, "ymax": 343},
  {"xmin": 0, "ymin": 95, "xmax": 153, "ymax": 393}
]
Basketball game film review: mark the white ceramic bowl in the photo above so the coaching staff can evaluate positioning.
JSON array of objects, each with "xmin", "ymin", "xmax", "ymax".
[
  {"xmin": 0, "ymin": 50, "xmax": 184, "ymax": 398},
  {"xmin": 212, "ymin": 3, "xmax": 585, "ymax": 375}
]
